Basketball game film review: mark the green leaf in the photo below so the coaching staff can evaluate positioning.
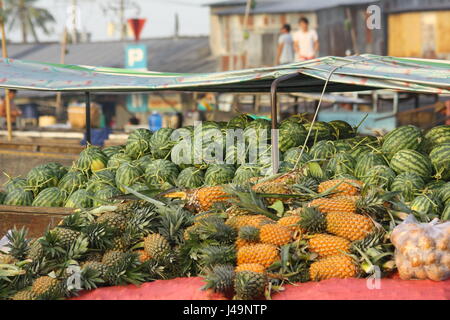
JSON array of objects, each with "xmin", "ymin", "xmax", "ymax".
[{"xmin": 268, "ymin": 200, "xmax": 284, "ymax": 216}]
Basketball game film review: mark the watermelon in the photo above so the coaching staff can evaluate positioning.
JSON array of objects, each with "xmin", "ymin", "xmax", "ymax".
[
  {"xmin": 350, "ymin": 145, "xmax": 372, "ymax": 159},
  {"xmin": 429, "ymin": 143, "xmax": 450, "ymax": 180},
  {"xmin": 89, "ymin": 169, "xmax": 116, "ymax": 186},
  {"xmin": 102, "ymin": 145, "xmax": 124, "ymax": 158},
  {"xmin": 309, "ymin": 140, "xmax": 337, "ymax": 161},
  {"xmin": 328, "ymin": 120, "xmax": 355, "ymax": 139},
  {"xmin": 283, "ymin": 148, "xmax": 312, "ymax": 166},
  {"xmin": 171, "ymin": 139, "xmax": 194, "ymax": 169},
  {"xmin": 227, "ymin": 114, "xmax": 254, "ymax": 129},
  {"xmin": 390, "ymin": 172, "xmax": 425, "ymax": 202},
  {"xmin": 244, "ymin": 119, "xmax": 271, "ymax": 143},
  {"xmin": 65, "ymin": 189, "xmax": 92, "ymax": 209},
  {"xmin": 232, "ymin": 164, "xmax": 261, "ymax": 185},
  {"xmin": 107, "ymin": 153, "xmax": 133, "ymax": 168},
  {"xmin": 27, "ymin": 164, "xmax": 60, "ymax": 196},
  {"xmin": 150, "ymin": 128, "xmax": 176, "ymax": 159},
  {"xmin": 442, "ymin": 204, "xmax": 450, "ymax": 221},
  {"xmin": 389, "ymin": 149, "xmax": 433, "ymax": 179},
  {"xmin": 278, "ymin": 121, "xmax": 307, "ymax": 152},
  {"xmin": 280, "ymin": 114, "xmax": 310, "ymax": 125},
  {"xmin": 144, "ymin": 159, "xmax": 179, "ymax": 189},
  {"xmin": 361, "ymin": 165, "xmax": 396, "ymax": 189},
  {"xmin": 125, "ymin": 128, "xmax": 153, "ymax": 159},
  {"xmin": 58, "ymin": 171, "xmax": 88, "ymax": 195},
  {"xmin": 424, "ymin": 180, "xmax": 446, "ymax": 194},
  {"xmin": 326, "ymin": 152, "xmax": 356, "ymax": 177},
  {"xmin": 204, "ymin": 164, "xmax": 236, "ymax": 186},
  {"xmin": 354, "ymin": 152, "xmax": 387, "ymax": 179},
  {"xmin": 32, "ymin": 187, "xmax": 68, "ymax": 207},
  {"xmin": 44, "ymin": 162, "xmax": 68, "ymax": 180},
  {"xmin": 4, "ymin": 177, "xmax": 28, "ymax": 193},
  {"xmin": 278, "ymin": 161, "xmax": 295, "ymax": 173},
  {"xmin": 410, "ymin": 194, "xmax": 443, "ymax": 221},
  {"xmin": 93, "ymin": 186, "xmax": 121, "ymax": 207},
  {"xmin": 424, "ymin": 125, "xmax": 450, "ymax": 152},
  {"xmin": 115, "ymin": 161, "xmax": 144, "ymax": 193},
  {"xmin": 76, "ymin": 145, "xmax": 108, "ymax": 173},
  {"xmin": 438, "ymin": 182, "xmax": 450, "ymax": 206},
  {"xmin": 381, "ymin": 125, "xmax": 424, "ymax": 159},
  {"xmin": 225, "ymin": 143, "xmax": 247, "ymax": 165},
  {"xmin": 4, "ymin": 188, "xmax": 33, "ymax": 206},
  {"xmin": 193, "ymin": 123, "xmax": 225, "ymax": 165},
  {"xmin": 176, "ymin": 167, "xmax": 205, "ymax": 188},
  {"xmin": 333, "ymin": 140, "xmax": 353, "ymax": 153},
  {"xmin": 303, "ymin": 121, "xmax": 333, "ymax": 143}
]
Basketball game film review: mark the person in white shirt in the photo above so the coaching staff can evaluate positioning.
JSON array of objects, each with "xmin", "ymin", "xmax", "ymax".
[
  {"xmin": 276, "ymin": 24, "xmax": 295, "ymax": 65},
  {"xmin": 293, "ymin": 17, "xmax": 319, "ymax": 61}
]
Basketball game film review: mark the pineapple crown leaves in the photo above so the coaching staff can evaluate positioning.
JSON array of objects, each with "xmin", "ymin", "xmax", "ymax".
[
  {"xmin": 199, "ymin": 245, "xmax": 236, "ymax": 268},
  {"xmin": 81, "ymin": 223, "xmax": 114, "ymax": 251},
  {"xmin": 58, "ymin": 212, "xmax": 89, "ymax": 231},
  {"xmin": 5, "ymin": 227, "xmax": 30, "ymax": 261},
  {"xmin": 104, "ymin": 252, "xmax": 145, "ymax": 286},
  {"xmin": 192, "ymin": 219, "xmax": 237, "ymax": 245},
  {"xmin": 157, "ymin": 206, "xmax": 194, "ymax": 246},
  {"xmin": 298, "ymin": 206, "xmax": 326, "ymax": 234},
  {"xmin": 201, "ymin": 264, "xmax": 235, "ymax": 296},
  {"xmin": 39, "ymin": 231, "xmax": 67, "ymax": 261},
  {"xmin": 64, "ymin": 236, "xmax": 90, "ymax": 261},
  {"xmin": 80, "ymin": 266, "xmax": 105, "ymax": 291},
  {"xmin": 238, "ymin": 226, "xmax": 260, "ymax": 242}
]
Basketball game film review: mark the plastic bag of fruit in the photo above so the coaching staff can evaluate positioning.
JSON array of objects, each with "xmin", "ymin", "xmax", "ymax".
[{"xmin": 391, "ymin": 215, "xmax": 450, "ymax": 281}]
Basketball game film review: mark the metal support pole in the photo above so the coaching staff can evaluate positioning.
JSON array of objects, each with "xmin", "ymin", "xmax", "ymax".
[
  {"xmin": 270, "ymin": 73, "xmax": 299, "ymax": 175},
  {"xmin": 85, "ymin": 92, "xmax": 91, "ymax": 144}
]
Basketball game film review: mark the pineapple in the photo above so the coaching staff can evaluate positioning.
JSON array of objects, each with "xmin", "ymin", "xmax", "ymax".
[
  {"xmin": 237, "ymin": 244, "xmax": 279, "ymax": 268},
  {"xmin": 226, "ymin": 215, "xmax": 274, "ymax": 230},
  {"xmin": 164, "ymin": 186, "xmax": 230, "ymax": 212},
  {"xmin": 309, "ymin": 254, "xmax": 359, "ymax": 281},
  {"xmin": 53, "ymin": 227, "xmax": 82, "ymax": 248},
  {"xmin": 226, "ymin": 205, "xmax": 252, "ymax": 217},
  {"xmin": 82, "ymin": 261, "xmax": 108, "ymax": 278},
  {"xmin": 308, "ymin": 196, "xmax": 357, "ymax": 214},
  {"xmin": 97, "ymin": 212, "xmax": 128, "ymax": 233},
  {"xmin": 143, "ymin": 234, "xmax": 170, "ymax": 260},
  {"xmin": 238, "ymin": 226, "xmax": 260, "ymax": 243},
  {"xmin": 236, "ymin": 238, "xmax": 255, "ymax": 250},
  {"xmin": 202, "ymin": 264, "xmax": 235, "ymax": 297},
  {"xmin": 318, "ymin": 179, "xmax": 363, "ymax": 197},
  {"xmin": 102, "ymin": 250, "xmax": 126, "ymax": 267},
  {"xmin": 0, "ymin": 253, "xmax": 17, "ymax": 264},
  {"xmin": 111, "ymin": 237, "xmax": 129, "ymax": 251},
  {"xmin": 234, "ymin": 271, "xmax": 268, "ymax": 300},
  {"xmin": 11, "ymin": 289, "xmax": 37, "ymax": 300},
  {"xmin": 83, "ymin": 251, "xmax": 103, "ymax": 263},
  {"xmin": 27, "ymin": 238, "xmax": 44, "ymax": 261},
  {"xmin": 308, "ymin": 234, "xmax": 351, "ymax": 258},
  {"xmin": 235, "ymin": 263, "xmax": 265, "ymax": 273},
  {"xmin": 252, "ymin": 181, "xmax": 292, "ymax": 205},
  {"xmin": 277, "ymin": 215, "xmax": 303, "ymax": 233},
  {"xmin": 300, "ymin": 207, "xmax": 375, "ymax": 241},
  {"xmin": 259, "ymin": 224, "xmax": 292, "ymax": 246},
  {"xmin": 136, "ymin": 250, "xmax": 152, "ymax": 263},
  {"xmin": 31, "ymin": 276, "xmax": 62, "ymax": 298}
]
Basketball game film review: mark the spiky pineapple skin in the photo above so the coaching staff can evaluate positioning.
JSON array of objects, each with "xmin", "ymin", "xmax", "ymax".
[
  {"xmin": 277, "ymin": 215, "xmax": 302, "ymax": 233},
  {"xmin": 82, "ymin": 261, "xmax": 108, "ymax": 278},
  {"xmin": 202, "ymin": 264, "xmax": 235, "ymax": 296},
  {"xmin": 252, "ymin": 182, "xmax": 291, "ymax": 205},
  {"xmin": 259, "ymin": 224, "xmax": 292, "ymax": 246},
  {"xmin": 237, "ymin": 244, "xmax": 279, "ymax": 268},
  {"xmin": 102, "ymin": 250, "xmax": 126, "ymax": 267},
  {"xmin": 309, "ymin": 197, "xmax": 356, "ymax": 214},
  {"xmin": 136, "ymin": 249, "xmax": 152, "ymax": 263},
  {"xmin": 11, "ymin": 289, "xmax": 37, "ymax": 300},
  {"xmin": 326, "ymin": 212, "xmax": 374, "ymax": 241},
  {"xmin": 191, "ymin": 186, "xmax": 230, "ymax": 212},
  {"xmin": 53, "ymin": 227, "xmax": 82, "ymax": 248},
  {"xmin": 226, "ymin": 215, "xmax": 273, "ymax": 230},
  {"xmin": 309, "ymin": 254, "xmax": 358, "ymax": 281},
  {"xmin": 318, "ymin": 179, "xmax": 362, "ymax": 197},
  {"xmin": 234, "ymin": 271, "xmax": 267, "ymax": 300},
  {"xmin": 97, "ymin": 212, "xmax": 128, "ymax": 232},
  {"xmin": 308, "ymin": 234, "xmax": 351, "ymax": 258},
  {"xmin": 31, "ymin": 276, "xmax": 62, "ymax": 297},
  {"xmin": 235, "ymin": 263, "xmax": 265, "ymax": 273},
  {"xmin": 143, "ymin": 234, "xmax": 170, "ymax": 260}
]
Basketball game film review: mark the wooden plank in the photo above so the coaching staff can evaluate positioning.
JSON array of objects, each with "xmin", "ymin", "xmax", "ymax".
[
  {"xmin": 0, "ymin": 149, "xmax": 79, "ymax": 160},
  {"xmin": 388, "ymin": 12, "xmax": 422, "ymax": 57},
  {"xmin": 0, "ymin": 205, "xmax": 74, "ymax": 215},
  {"xmin": 436, "ymin": 11, "xmax": 450, "ymax": 54}
]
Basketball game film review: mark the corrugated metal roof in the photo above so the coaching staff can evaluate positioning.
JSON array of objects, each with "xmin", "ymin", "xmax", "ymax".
[
  {"xmin": 7, "ymin": 37, "xmax": 217, "ymax": 73},
  {"xmin": 213, "ymin": 0, "xmax": 376, "ymax": 15}
]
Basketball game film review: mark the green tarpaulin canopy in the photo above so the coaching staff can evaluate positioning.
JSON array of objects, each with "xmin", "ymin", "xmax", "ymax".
[{"xmin": 0, "ymin": 54, "xmax": 448, "ymax": 94}]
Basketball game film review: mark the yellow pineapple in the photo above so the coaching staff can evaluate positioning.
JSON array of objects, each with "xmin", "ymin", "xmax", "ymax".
[
  {"xmin": 259, "ymin": 224, "xmax": 292, "ymax": 246},
  {"xmin": 318, "ymin": 179, "xmax": 363, "ymax": 198},
  {"xmin": 236, "ymin": 238, "xmax": 255, "ymax": 249},
  {"xmin": 252, "ymin": 181, "xmax": 292, "ymax": 205},
  {"xmin": 226, "ymin": 214, "xmax": 274, "ymax": 230},
  {"xmin": 237, "ymin": 243, "xmax": 279, "ymax": 268},
  {"xmin": 235, "ymin": 263, "xmax": 265, "ymax": 274},
  {"xmin": 226, "ymin": 205, "xmax": 251, "ymax": 217},
  {"xmin": 309, "ymin": 254, "xmax": 359, "ymax": 280},
  {"xmin": 308, "ymin": 196, "xmax": 357, "ymax": 214},
  {"xmin": 31, "ymin": 276, "xmax": 61, "ymax": 297},
  {"xmin": 164, "ymin": 186, "xmax": 230, "ymax": 212},
  {"xmin": 136, "ymin": 249, "xmax": 152, "ymax": 263},
  {"xmin": 277, "ymin": 215, "xmax": 302, "ymax": 233},
  {"xmin": 308, "ymin": 234, "xmax": 351, "ymax": 258}
]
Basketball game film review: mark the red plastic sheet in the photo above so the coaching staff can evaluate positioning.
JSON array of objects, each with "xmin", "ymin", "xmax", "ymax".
[{"xmin": 71, "ymin": 276, "xmax": 450, "ymax": 300}]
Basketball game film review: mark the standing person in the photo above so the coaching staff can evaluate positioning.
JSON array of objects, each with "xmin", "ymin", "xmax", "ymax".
[
  {"xmin": 293, "ymin": 17, "xmax": 319, "ymax": 61},
  {"xmin": 276, "ymin": 24, "xmax": 295, "ymax": 65},
  {"xmin": 0, "ymin": 89, "xmax": 22, "ymax": 128}
]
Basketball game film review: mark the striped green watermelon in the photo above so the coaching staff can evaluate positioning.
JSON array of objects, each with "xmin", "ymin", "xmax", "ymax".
[
  {"xmin": 328, "ymin": 120, "xmax": 355, "ymax": 139},
  {"xmin": 303, "ymin": 121, "xmax": 333, "ymax": 143},
  {"xmin": 280, "ymin": 114, "xmax": 310, "ymax": 125},
  {"xmin": 424, "ymin": 180, "xmax": 446, "ymax": 195},
  {"xmin": 278, "ymin": 121, "xmax": 307, "ymax": 152},
  {"xmin": 424, "ymin": 125, "xmax": 450, "ymax": 152},
  {"xmin": 144, "ymin": 159, "xmax": 179, "ymax": 189},
  {"xmin": 232, "ymin": 164, "xmax": 261, "ymax": 185},
  {"xmin": 93, "ymin": 186, "xmax": 121, "ymax": 207},
  {"xmin": 326, "ymin": 152, "xmax": 356, "ymax": 177},
  {"xmin": 309, "ymin": 140, "xmax": 337, "ymax": 161},
  {"xmin": 361, "ymin": 165, "xmax": 396, "ymax": 189},
  {"xmin": 102, "ymin": 145, "xmax": 124, "ymax": 158},
  {"xmin": 278, "ymin": 161, "xmax": 295, "ymax": 173},
  {"xmin": 176, "ymin": 167, "xmax": 205, "ymax": 188},
  {"xmin": 150, "ymin": 128, "xmax": 176, "ymax": 159},
  {"xmin": 115, "ymin": 161, "xmax": 144, "ymax": 193},
  {"xmin": 4, "ymin": 177, "xmax": 27, "ymax": 193},
  {"xmin": 4, "ymin": 188, "xmax": 34, "ymax": 206},
  {"xmin": 390, "ymin": 172, "xmax": 425, "ymax": 202},
  {"xmin": 438, "ymin": 182, "xmax": 450, "ymax": 206},
  {"xmin": 442, "ymin": 204, "xmax": 450, "ymax": 221},
  {"xmin": 107, "ymin": 152, "xmax": 133, "ymax": 168},
  {"xmin": 429, "ymin": 143, "xmax": 450, "ymax": 180},
  {"xmin": 76, "ymin": 145, "xmax": 108, "ymax": 173},
  {"xmin": 389, "ymin": 149, "xmax": 433, "ymax": 179},
  {"xmin": 27, "ymin": 164, "xmax": 59, "ymax": 196},
  {"xmin": 350, "ymin": 145, "xmax": 372, "ymax": 160},
  {"xmin": 225, "ymin": 142, "xmax": 247, "ymax": 165},
  {"xmin": 64, "ymin": 189, "xmax": 92, "ymax": 209},
  {"xmin": 227, "ymin": 114, "xmax": 254, "ymax": 129},
  {"xmin": 89, "ymin": 169, "xmax": 116, "ymax": 186},
  {"xmin": 44, "ymin": 162, "xmax": 68, "ymax": 180},
  {"xmin": 283, "ymin": 148, "xmax": 312, "ymax": 166},
  {"xmin": 205, "ymin": 164, "xmax": 236, "ymax": 186},
  {"xmin": 58, "ymin": 171, "xmax": 88, "ymax": 195},
  {"xmin": 333, "ymin": 140, "xmax": 353, "ymax": 153},
  {"xmin": 193, "ymin": 123, "xmax": 225, "ymax": 165},
  {"xmin": 172, "ymin": 127, "xmax": 194, "ymax": 144},
  {"xmin": 410, "ymin": 193, "xmax": 443, "ymax": 221},
  {"xmin": 171, "ymin": 139, "xmax": 194, "ymax": 169},
  {"xmin": 32, "ymin": 187, "xmax": 68, "ymax": 207},
  {"xmin": 382, "ymin": 125, "xmax": 424, "ymax": 159},
  {"xmin": 244, "ymin": 119, "xmax": 271, "ymax": 143},
  {"xmin": 354, "ymin": 152, "xmax": 387, "ymax": 179},
  {"xmin": 125, "ymin": 128, "xmax": 153, "ymax": 159}
]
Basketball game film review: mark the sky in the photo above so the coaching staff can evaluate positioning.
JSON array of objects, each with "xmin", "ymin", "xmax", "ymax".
[{"xmin": 7, "ymin": 0, "xmax": 212, "ymax": 43}]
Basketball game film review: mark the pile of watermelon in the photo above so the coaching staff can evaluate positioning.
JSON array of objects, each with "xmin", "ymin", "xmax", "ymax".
[{"xmin": 0, "ymin": 115, "xmax": 449, "ymax": 221}]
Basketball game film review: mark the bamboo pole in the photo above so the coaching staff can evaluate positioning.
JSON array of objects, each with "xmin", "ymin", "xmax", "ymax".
[
  {"xmin": 0, "ymin": 0, "xmax": 12, "ymax": 141},
  {"xmin": 56, "ymin": 28, "xmax": 68, "ymax": 118}
]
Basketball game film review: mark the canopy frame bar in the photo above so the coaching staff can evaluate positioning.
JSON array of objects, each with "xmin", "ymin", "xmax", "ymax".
[{"xmin": 85, "ymin": 92, "xmax": 91, "ymax": 144}]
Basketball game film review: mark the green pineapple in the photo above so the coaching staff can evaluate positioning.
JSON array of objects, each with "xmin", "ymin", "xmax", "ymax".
[
  {"xmin": 202, "ymin": 264, "xmax": 235, "ymax": 297},
  {"xmin": 11, "ymin": 289, "xmax": 37, "ymax": 300},
  {"xmin": 52, "ymin": 227, "xmax": 83, "ymax": 249},
  {"xmin": 234, "ymin": 271, "xmax": 267, "ymax": 300},
  {"xmin": 143, "ymin": 234, "xmax": 170, "ymax": 260}
]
